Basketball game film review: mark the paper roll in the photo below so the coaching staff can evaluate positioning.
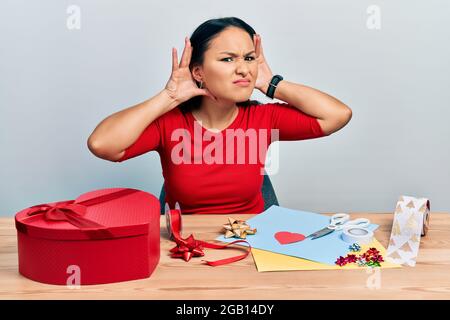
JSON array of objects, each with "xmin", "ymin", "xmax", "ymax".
[
  {"xmin": 341, "ymin": 226, "xmax": 374, "ymax": 244},
  {"xmin": 386, "ymin": 195, "xmax": 430, "ymax": 267}
]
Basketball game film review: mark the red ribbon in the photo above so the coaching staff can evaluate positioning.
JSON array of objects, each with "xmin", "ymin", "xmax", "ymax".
[
  {"xmin": 166, "ymin": 208, "xmax": 252, "ymax": 266},
  {"xmin": 21, "ymin": 189, "xmax": 139, "ymax": 238},
  {"xmin": 26, "ymin": 200, "xmax": 105, "ymax": 229}
]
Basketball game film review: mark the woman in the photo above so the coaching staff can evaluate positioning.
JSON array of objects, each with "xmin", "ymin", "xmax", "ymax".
[{"xmin": 87, "ymin": 17, "xmax": 352, "ymax": 215}]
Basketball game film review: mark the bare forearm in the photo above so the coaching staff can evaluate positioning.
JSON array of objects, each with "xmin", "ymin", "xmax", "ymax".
[
  {"xmin": 87, "ymin": 89, "xmax": 178, "ymax": 159},
  {"xmin": 268, "ymin": 80, "xmax": 351, "ymax": 120}
]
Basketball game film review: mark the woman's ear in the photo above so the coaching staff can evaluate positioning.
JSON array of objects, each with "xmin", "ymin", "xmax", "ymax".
[{"xmin": 191, "ymin": 66, "xmax": 202, "ymax": 83}]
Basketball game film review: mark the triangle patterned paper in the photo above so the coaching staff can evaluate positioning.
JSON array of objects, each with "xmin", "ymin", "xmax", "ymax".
[
  {"xmin": 409, "ymin": 234, "xmax": 419, "ymax": 243},
  {"xmin": 386, "ymin": 195, "xmax": 429, "ymax": 267},
  {"xmin": 399, "ymin": 241, "xmax": 413, "ymax": 253},
  {"xmin": 406, "ymin": 200, "xmax": 415, "ymax": 209},
  {"xmin": 392, "ymin": 220, "xmax": 401, "ymax": 236},
  {"xmin": 387, "ymin": 251, "xmax": 402, "ymax": 260},
  {"xmin": 419, "ymin": 203, "xmax": 427, "ymax": 213},
  {"xmin": 406, "ymin": 213, "xmax": 419, "ymax": 231}
]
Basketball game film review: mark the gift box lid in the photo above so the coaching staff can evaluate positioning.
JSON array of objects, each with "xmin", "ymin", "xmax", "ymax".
[{"xmin": 15, "ymin": 188, "xmax": 160, "ymax": 241}]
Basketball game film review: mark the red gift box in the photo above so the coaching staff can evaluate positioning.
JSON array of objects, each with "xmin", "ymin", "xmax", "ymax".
[{"xmin": 15, "ymin": 188, "xmax": 160, "ymax": 285}]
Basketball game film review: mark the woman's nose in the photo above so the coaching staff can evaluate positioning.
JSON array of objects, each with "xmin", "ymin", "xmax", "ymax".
[{"xmin": 235, "ymin": 60, "xmax": 249, "ymax": 74}]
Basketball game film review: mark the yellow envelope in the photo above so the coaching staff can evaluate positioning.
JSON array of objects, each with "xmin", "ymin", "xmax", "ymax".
[{"xmin": 251, "ymin": 238, "xmax": 402, "ymax": 271}]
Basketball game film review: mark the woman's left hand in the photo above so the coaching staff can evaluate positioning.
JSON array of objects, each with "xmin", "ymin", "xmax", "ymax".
[{"xmin": 253, "ymin": 34, "xmax": 274, "ymax": 93}]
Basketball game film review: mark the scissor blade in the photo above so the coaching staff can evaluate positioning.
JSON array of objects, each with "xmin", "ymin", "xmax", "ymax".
[{"xmin": 309, "ymin": 227, "xmax": 334, "ymax": 240}]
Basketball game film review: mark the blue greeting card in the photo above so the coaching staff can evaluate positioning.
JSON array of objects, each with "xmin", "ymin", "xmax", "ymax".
[{"xmin": 215, "ymin": 205, "xmax": 379, "ymax": 265}]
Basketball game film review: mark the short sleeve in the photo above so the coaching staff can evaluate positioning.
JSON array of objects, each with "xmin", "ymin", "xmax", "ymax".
[
  {"xmin": 265, "ymin": 102, "xmax": 326, "ymax": 142},
  {"xmin": 115, "ymin": 120, "xmax": 161, "ymax": 163}
]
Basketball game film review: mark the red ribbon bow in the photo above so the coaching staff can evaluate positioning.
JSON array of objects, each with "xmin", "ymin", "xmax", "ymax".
[
  {"xmin": 170, "ymin": 234, "xmax": 205, "ymax": 262},
  {"xmin": 19, "ymin": 189, "xmax": 140, "ymax": 239},
  {"xmin": 26, "ymin": 200, "xmax": 105, "ymax": 229},
  {"xmin": 166, "ymin": 208, "xmax": 252, "ymax": 266}
]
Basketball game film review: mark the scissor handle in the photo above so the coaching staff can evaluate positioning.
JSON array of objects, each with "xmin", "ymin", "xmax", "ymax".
[
  {"xmin": 334, "ymin": 218, "xmax": 371, "ymax": 231},
  {"xmin": 328, "ymin": 213, "xmax": 350, "ymax": 229}
]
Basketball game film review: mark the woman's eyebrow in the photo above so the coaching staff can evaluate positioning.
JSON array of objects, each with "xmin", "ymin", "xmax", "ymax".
[{"xmin": 219, "ymin": 50, "xmax": 255, "ymax": 56}]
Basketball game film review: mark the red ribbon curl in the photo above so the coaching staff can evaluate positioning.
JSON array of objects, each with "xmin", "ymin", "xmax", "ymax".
[{"xmin": 166, "ymin": 208, "xmax": 252, "ymax": 266}]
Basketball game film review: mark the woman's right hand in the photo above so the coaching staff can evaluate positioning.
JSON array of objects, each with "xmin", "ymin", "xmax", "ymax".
[{"xmin": 164, "ymin": 37, "xmax": 217, "ymax": 106}]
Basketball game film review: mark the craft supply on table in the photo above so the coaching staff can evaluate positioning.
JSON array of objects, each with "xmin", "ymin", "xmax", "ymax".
[
  {"xmin": 165, "ymin": 202, "xmax": 182, "ymax": 240},
  {"xmin": 305, "ymin": 213, "xmax": 370, "ymax": 241},
  {"xmin": 164, "ymin": 202, "xmax": 251, "ymax": 266},
  {"xmin": 274, "ymin": 231, "xmax": 306, "ymax": 244},
  {"xmin": 216, "ymin": 205, "xmax": 380, "ymax": 265},
  {"xmin": 223, "ymin": 217, "xmax": 257, "ymax": 239},
  {"xmin": 341, "ymin": 226, "xmax": 374, "ymax": 244},
  {"xmin": 251, "ymin": 239, "xmax": 402, "ymax": 272},
  {"xmin": 386, "ymin": 195, "xmax": 430, "ymax": 267},
  {"xmin": 348, "ymin": 243, "xmax": 362, "ymax": 252},
  {"xmin": 335, "ymin": 247, "xmax": 384, "ymax": 267},
  {"xmin": 15, "ymin": 188, "xmax": 161, "ymax": 285}
]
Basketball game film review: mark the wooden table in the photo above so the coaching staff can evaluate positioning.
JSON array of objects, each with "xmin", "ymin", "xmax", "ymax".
[{"xmin": 1, "ymin": 213, "xmax": 449, "ymax": 300}]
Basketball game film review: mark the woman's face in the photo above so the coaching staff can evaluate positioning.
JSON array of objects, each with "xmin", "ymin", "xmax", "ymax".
[{"xmin": 194, "ymin": 27, "xmax": 258, "ymax": 103}]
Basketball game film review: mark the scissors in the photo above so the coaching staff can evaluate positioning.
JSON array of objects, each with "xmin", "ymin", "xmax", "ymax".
[{"xmin": 306, "ymin": 213, "xmax": 370, "ymax": 240}]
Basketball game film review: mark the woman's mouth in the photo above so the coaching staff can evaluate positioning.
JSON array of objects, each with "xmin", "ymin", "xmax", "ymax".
[{"xmin": 233, "ymin": 80, "xmax": 251, "ymax": 86}]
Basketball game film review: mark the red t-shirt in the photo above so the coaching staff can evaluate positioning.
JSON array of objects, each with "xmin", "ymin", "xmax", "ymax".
[{"xmin": 116, "ymin": 102, "xmax": 326, "ymax": 214}]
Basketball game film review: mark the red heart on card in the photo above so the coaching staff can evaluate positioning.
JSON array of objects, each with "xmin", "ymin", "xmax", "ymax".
[{"xmin": 274, "ymin": 231, "xmax": 306, "ymax": 245}]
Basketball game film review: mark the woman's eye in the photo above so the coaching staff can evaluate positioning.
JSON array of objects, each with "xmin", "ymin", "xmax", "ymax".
[{"xmin": 221, "ymin": 56, "xmax": 256, "ymax": 62}]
